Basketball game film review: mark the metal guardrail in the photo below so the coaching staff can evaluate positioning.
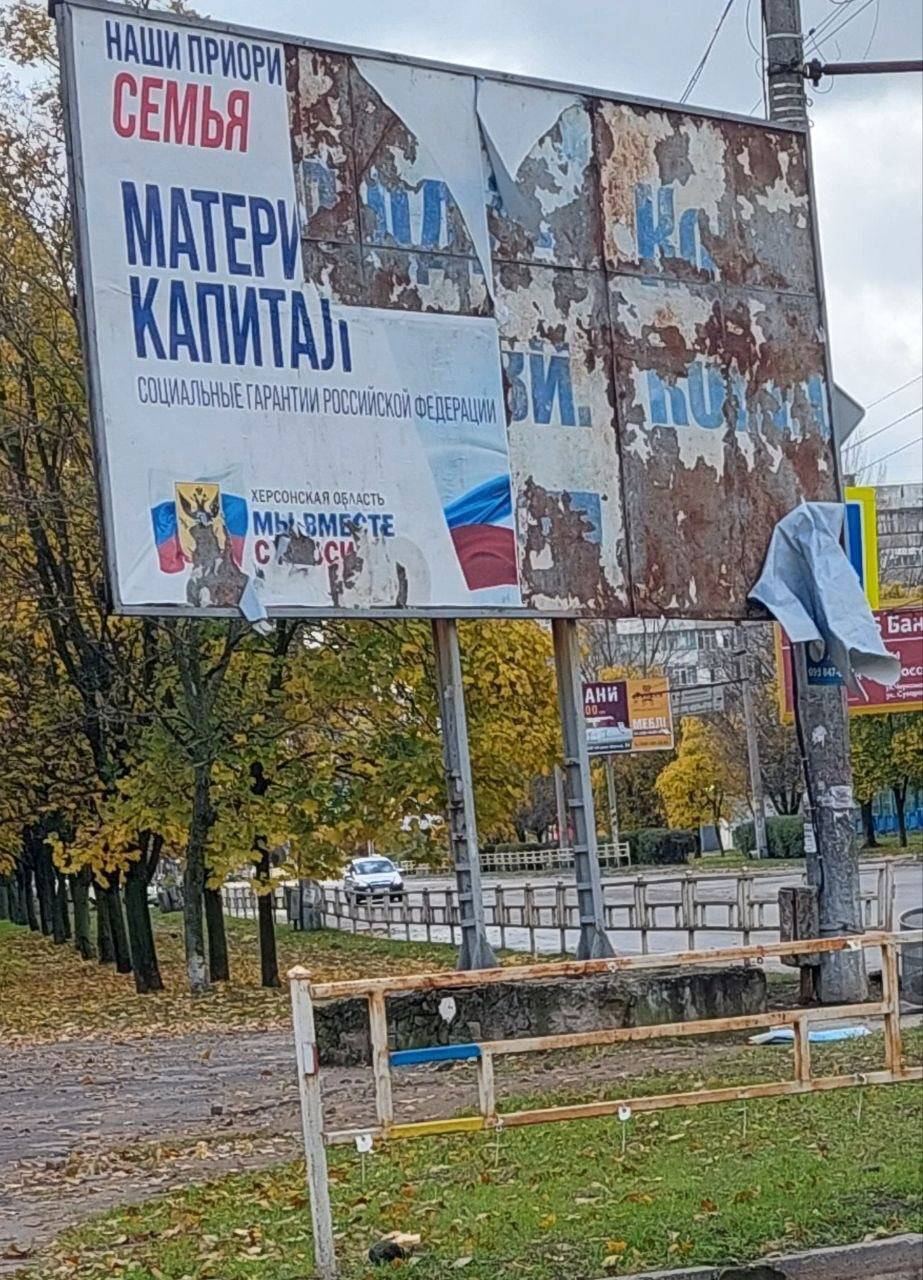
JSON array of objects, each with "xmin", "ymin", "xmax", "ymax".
[
  {"xmin": 220, "ymin": 859, "xmax": 900, "ymax": 957},
  {"xmin": 286, "ymin": 859, "xmax": 899, "ymax": 956},
  {"xmin": 289, "ymin": 929, "xmax": 923, "ymax": 1278},
  {"xmin": 399, "ymin": 841, "xmax": 631, "ymax": 877}
]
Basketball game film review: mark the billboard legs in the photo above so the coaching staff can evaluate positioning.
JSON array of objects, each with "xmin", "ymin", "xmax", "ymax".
[
  {"xmin": 431, "ymin": 619, "xmax": 498, "ymax": 972},
  {"xmin": 552, "ymin": 619, "xmax": 614, "ymax": 960}
]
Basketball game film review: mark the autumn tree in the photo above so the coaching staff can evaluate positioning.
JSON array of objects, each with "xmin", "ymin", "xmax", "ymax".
[
  {"xmin": 851, "ymin": 713, "xmax": 922, "ymax": 848},
  {"xmin": 0, "ymin": 0, "xmax": 188, "ymax": 993},
  {"xmin": 655, "ymin": 717, "xmax": 747, "ymax": 844}
]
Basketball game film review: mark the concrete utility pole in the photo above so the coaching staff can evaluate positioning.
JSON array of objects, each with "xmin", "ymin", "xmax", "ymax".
[
  {"xmin": 736, "ymin": 626, "xmax": 768, "ymax": 860},
  {"xmin": 552, "ymin": 619, "xmax": 614, "ymax": 959},
  {"xmin": 763, "ymin": 0, "xmax": 868, "ymax": 1003},
  {"xmin": 431, "ymin": 619, "xmax": 498, "ymax": 971}
]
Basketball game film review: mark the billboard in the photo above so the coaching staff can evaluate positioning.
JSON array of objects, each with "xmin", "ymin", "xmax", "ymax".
[
  {"xmin": 58, "ymin": 0, "xmax": 839, "ymax": 620},
  {"xmin": 776, "ymin": 608, "xmax": 923, "ymax": 720},
  {"xmin": 583, "ymin": 677, "xmax": 674, "ymax": 754}
]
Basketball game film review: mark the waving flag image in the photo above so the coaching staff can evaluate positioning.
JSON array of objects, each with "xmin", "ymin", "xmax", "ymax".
[
  {"xmin": 443, "ymin": 473, "xmax": 517, "ymax": 591},
  {"xmin": 150, "ymin": 478, "xmax": 248, "ymax": 575},
  {"xmin": 416, "ymin": 409, "xmax": 522, "ymax": 607}
]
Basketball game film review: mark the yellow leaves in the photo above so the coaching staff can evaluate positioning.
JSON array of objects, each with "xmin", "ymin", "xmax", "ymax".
[
  {"xmin": 655, "ymin": 716, "xmax": 745, "ymax": 830},
  {"xmin": 602, "ymin": 1240, "xmax": 628, "ymax": 1268}
]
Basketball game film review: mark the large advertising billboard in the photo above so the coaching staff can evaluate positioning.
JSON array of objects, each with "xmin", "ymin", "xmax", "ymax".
[{"xmin": 58, "ymin": 1, "xmax": 839, "ymax": 620}]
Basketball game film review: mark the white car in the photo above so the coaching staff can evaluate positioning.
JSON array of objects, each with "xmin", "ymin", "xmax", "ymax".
[{"xmin": 343, "ymin": 856, "xmax": 405, "ymax": 903}]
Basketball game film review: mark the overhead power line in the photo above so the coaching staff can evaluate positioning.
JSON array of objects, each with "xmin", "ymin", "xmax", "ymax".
[
  {"xmin": 805, "ymin": 0, "xmax": 860, "ymax": 55},
  {"xmin": 812, "ymin": 0, "xmax": 878, "ymax": 54},
  {"xmin": 852, "ymin": 404, "xmax": 923, "ymax": 449},
  {"xmin": 864, "ymin": 374, "xmax": 922, "ymax": 411},
  {"xmin": 857, "ymin": 433, "xmax": 922, "ymax": 473},
  {"xmin": 679, "ymin": 0, "xmax": 737, "ymax": 104}
]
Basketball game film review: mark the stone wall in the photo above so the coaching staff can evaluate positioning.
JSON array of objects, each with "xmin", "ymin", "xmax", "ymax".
[{"xmin": 314, "ymin": 965, "xmax": 767, "ymax": 1066}]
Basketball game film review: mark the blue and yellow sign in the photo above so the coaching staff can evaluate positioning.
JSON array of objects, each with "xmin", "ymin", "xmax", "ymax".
[{"xmin": 844, "ymin": 485, "xmax": 880, "ymax": 608}]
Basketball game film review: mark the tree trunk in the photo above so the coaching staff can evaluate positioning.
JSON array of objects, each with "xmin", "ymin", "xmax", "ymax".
[
  {"xmin": 20, "ymin": 862, "xmax": 39, "ymax": 932},
  {"xmin": 72, "ymin": 870, "xmax": 95, "ymax": 961},
  {"xmin": 124, "ymin": 860, "xmax": 164, "ymax": 993},
  {"xmin": 95, "ymin": 882, "xmax": 115, "ymax": 964},
  {"xmin": 861, "ymin": 800, "xmax": 879, "ymax": 848},
  {"xmin": 59, "ymin": 874, "xmax": 72, "ymax": 940},
  {"xmin": 33, "ymin": 840, "xmax": 55, "ymax": 937},
  {"xmin": 8, "ymin": 873, "xmax": 26, "ymax": 926},
  {"xmin": 183, "ymin": 764, "xmax": 212, "ymax": 993},
  {"xmin": 102, "ymin": 877, "xmax": 132, "ymax": 974},
  {"xmin": 0, "ymin": 876, "xmax": 9, "ymax": 921},
  {"xmin": 255, "ymin": 848, "xmax": 280, "ymax": 989},
  {"xmin": 51, "ymin": 871, "xmax": 69, "ymax": 945},
  {"xmin": 894, "ymin": 784, "xmax": 908, "ymax": 847},
  {"xmin": 204, "ymin": 886, "xmax": 230, "ymax": 983}
]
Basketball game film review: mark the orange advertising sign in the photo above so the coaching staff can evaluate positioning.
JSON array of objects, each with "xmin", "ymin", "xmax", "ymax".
[{"xmin": 627, "ymin": 676, "xmax": 675, "ymax": 751}]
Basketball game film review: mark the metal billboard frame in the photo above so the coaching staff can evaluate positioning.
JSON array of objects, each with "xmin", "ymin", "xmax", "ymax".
[{"xmin": 53, "ymin": 0, "xmax": 840, "ymax": 624}]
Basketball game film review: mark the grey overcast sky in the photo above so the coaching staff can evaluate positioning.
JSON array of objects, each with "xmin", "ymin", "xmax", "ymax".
[{"xmin": 209, "ymin": 0, "xmax": 923, "ymax": 485}]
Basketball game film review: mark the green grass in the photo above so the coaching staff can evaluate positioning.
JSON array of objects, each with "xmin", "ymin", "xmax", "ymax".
[{"xmin": 25, "ymin": 1032, "xmax": 923, "ymax": 1280}]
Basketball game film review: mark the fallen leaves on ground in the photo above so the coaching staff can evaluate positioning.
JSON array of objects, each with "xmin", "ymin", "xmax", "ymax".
[
  {"xmin": 17, "ymin": 1041, "xmax": 923, "ymax": 1280},
  {"xmin": 0, "ymin": 918, "xmax": 472, "ymax": 1046}
]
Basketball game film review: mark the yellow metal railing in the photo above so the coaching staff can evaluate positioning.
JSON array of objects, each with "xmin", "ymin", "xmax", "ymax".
[{"xmin": 289, "ymin": 929, "xmax": 923, "ymax": 1278}]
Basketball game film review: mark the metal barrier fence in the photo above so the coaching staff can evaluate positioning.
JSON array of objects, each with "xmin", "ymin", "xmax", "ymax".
[
  {"xmin": 286, "ymin": 859, "xmax": 899, "ymax": 956},
  {"xmin": 221, "ymin": 860, "xmax": 899, "ymax": 955},
  {"xmin": 289, "ymin": 929, "xmax": 923, "ymax": 1278},
  {"xmin": 400, "ymin": 841, "xmax": 631, "ymax": 877}
]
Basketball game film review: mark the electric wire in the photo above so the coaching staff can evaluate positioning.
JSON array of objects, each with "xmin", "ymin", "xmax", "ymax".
[
  {"xmin": 679, "ymin": 0, "xmax": 738, "ymax": 104},
  {"xmin": 852, "ymin": 405, "xmax": 923, "ymax": 449},
  {"xmin": 857, "ymin": 432, "xmax": 922, "ymax": 473},
  {"xmin": 864, "ymin": 374, "xmax": 922, "ymax": 411}
]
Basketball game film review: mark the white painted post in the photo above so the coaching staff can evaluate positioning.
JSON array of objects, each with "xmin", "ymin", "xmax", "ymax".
[
  {"xmin": 682, "ymin": 873, "xmax": 696, "ymax": 951},
  {"xmin": 368, "ymin": 991, "xmax": 394, "ymax": 1130},
  {"xmin": 477, "ymin": 1050, "xmax": 496, "ymax": 1121},
  {"xmin": 289, "ymin": 967, "xmax": 337, "ymax": 1280},
  {"xmin": 881, "ymin": 858, "xmax": 896, "ymax": 932}
]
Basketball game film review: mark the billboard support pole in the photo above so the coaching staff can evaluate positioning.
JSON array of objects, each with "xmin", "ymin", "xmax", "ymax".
[
  {"xmin": 605, "ymin": 757, "xmax": 619, "ymax": 851},
  {"xmin": 765, "ymin": 0, "xmax": 867, "ymax": 1005},
  {"xmin": 736, "ymin": 626, "xmax": 768, "ymax": 860},
  {"xmin": 554, "ymin": 763, "xmax": 569, "ymax": 851},
  {"xmin": 552, "ymin": 619, "xmax": 614, "ymax": 960},
  {"xmin": 431, "ymin": 619, "xmax": 498, "ymax": 972}
]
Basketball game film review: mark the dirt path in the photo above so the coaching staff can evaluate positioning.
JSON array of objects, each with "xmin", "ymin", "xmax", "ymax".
[
  {"xmin": 0, "ymin": 1026, "xmax": 744, "ymax": 1270},
  {"xmin": 7, "ymin": 1012, "xmax": 918, "ymax": 1272}
]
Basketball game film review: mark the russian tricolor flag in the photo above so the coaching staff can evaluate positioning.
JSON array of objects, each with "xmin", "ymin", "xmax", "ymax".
[
  {"xmin": 150, "ymin": 493, "xmax": 248, "ymax": 574},
  {"xmin": 443, "ymin": 474, "xmax": 518, "ymax": 591}
]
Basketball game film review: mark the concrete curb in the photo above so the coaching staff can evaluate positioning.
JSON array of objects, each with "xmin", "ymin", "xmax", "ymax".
[{"xmin": 609, "ymin": 1233, "xmax": 923, "ymax": 1280}]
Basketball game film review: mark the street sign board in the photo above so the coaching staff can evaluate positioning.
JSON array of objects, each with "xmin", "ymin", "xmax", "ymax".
[
  {"xmin": 776, "ymin": 608, "xmax": 923, "ymax": 720},
  {"xmin": 57, "ymin": 0, "xmax": 839, "ymax": 620},
  {"xmin": 584, "ymin": 677, "xmax": 674, "ymax": 754},
  {"xmin": 583, "ymin": 681, "xmax": 632, "ymax": 754},
  {"xmin": 844, "ymin": 485, "xmax": 880, "ymax": 608},
  {"xmin": 671, "ymin": 684, "xmax": 726, "ymax": 716}
]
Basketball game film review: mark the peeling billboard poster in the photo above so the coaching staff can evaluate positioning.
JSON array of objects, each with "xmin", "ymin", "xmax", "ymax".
[{"xmin": 58, "ymin": 1, "xmax": 839, "ymax": 619}]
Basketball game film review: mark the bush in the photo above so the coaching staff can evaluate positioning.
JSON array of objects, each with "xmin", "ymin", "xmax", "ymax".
[
  {"xmin": 733, "ymin": 816, "xmax": 804, "ymax": 860},
  {"xmin": 626, "ymin": 827, "xmax": 699, "ymax": 866}
]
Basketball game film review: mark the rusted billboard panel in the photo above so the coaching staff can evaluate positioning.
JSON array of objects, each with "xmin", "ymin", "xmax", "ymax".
[{"xmin": 58, "ymin": 0, "xmax": 839, "ymax": 621}]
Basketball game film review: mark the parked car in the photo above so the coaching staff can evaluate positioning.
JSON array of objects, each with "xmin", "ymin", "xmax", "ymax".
[{"xmin": 343, "ymin": 856, "xmax": 404, "ymax": 903}]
